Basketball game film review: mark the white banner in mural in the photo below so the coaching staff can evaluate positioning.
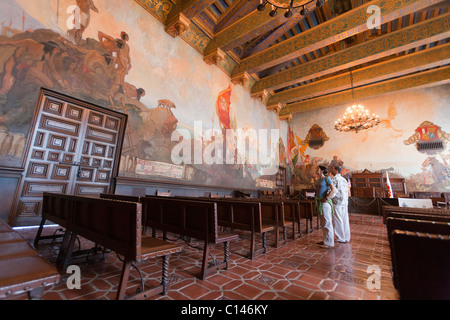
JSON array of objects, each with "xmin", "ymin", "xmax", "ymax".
[{"xmin": 135, "ymin": 159, "xmax": 184, "ymax": 179}]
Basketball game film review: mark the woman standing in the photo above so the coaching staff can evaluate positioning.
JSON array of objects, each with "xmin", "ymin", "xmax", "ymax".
[{"xmin": 315, "ymin": 165, "xmax": 337, "ymax": 248}]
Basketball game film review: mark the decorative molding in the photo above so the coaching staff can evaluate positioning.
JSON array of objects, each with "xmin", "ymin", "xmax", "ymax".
[
  {"xmin": 203, "ymin": 48, "xmax": 226, "ymax": 65},
  {"xmin": 165, "ymin": 12, "xmax": 191, "ymax": 38},
  {"xmin": 267, "ymin": 103, "xmax": 284, "ymax": 115},
  {"xmin": 251, "ymin": 89, "xmax": 270, "ymax": 103},
  {"xmin": 279, "ymin": 114, "xmax": 292, "ymax": 122},
  {"xmin": 230, "ymin": 71, "xmax": 250, "ymax": 86},
  {"xmin": 133, "ymin": 0, "xmax": 173, "ymax": 22}
]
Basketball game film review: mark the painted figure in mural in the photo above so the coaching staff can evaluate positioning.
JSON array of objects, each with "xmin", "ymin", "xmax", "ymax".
[
  {"xmin": 98, "ymin": 31, "xmax": 132, "ymax": 97},
  {"xmin": 0, "ymin": 39, "xmax": 54, "ymax": 99},
  {"xmin": 328, "ymin": 155, "xmax": 344, "ymax": 172},
  {"xmin": 67, "ymin": 0, "xmax": 99, "ymax": 44},
  {"xmin": 314, "ymin": 165, "xmax": 337, "ymax": 249},
  {"xmin": 40, "ymin": 41, "xmax": 71, "ymax": 90},
  {"xmin": 331, "ymin": 165, "xmax": 350, "ymax": 243}
]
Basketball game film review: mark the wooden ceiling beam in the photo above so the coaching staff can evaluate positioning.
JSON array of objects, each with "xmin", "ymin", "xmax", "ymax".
[
  {"xmin": 251, "ymin": 13, "xmax": 450, "ymax": 94},
  {"xmin": 279, "ymin": 66, "xmax": 450, "ymax": 115},
  {"xmin": 165, "ymin": 0, "xmax": 216, "ymax": 37},
  {"xmin": 267, "ymin": 43, "xmax": 450, "ymax": 106},
  {"xmin": 242, "ymin": 14, "xmax": 307, "ymax": 59},
  {"xmin": 214, "ymin": 0, "xmax": 259, "ymax": 33},
  {"xmin": 231, "ymin": 0, "xmax": 447, "ymax": 77},
  {"xmin": 204, "ymin": 2, "xmax": 317, "ymax": 57}
]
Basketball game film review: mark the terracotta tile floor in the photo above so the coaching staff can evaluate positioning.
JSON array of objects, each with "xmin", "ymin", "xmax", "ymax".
[{"xmin": 14, "ymin": 213, "xmax": 399, "ymax": 301}]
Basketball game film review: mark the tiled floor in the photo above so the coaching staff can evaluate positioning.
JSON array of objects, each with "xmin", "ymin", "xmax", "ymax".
[{"xmin": 14, "ymin": 213, "xmax": 399, "ymax": 301}]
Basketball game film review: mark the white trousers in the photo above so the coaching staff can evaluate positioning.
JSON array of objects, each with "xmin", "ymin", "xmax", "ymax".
[
  {"xmin": 319, "ymin": 202, "xmax": 334, "ymax": 247},
  {"xmin": 333, "ymin": 204, "xmax": 351, "ymax": 242}
]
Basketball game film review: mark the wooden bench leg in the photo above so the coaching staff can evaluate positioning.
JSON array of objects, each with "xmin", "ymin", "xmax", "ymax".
[
  {"xmin": 28, "ymin": 287, "xmax": 45, "ymax": 300},
  {"xmin": 291, "ymin": 221, "xmax": 296, "ymax": 239},
  {"xmin": 118, "ymin": 255, "xmax": 172, "ymax": 300},
  {"xmin": 274, "ymin": 225, "xmax": 279, "ymax": 248},
  {"xmin": 33, "ymin": 218, "xmax": 46, "ymax": 248},
  {"xmin": 161, "ymin": 255, "xmax": 170, "ymax": 295},
  {"xmin": 200, "ymin": 242, "xmax": 210, "ymax": 280},
  {"xmin": 262, "ymin": 233, "xmax": 267, "ymax": 253},
  {"xmin": 249, "ymin": 231, "xmax": 256, "ymax": 260},
  {"xmin": 298, "ymin": 220, "xmax": 302, "ymax": 237},
  {"xmin": 117, "ymin": 261, "xmax": 132, "ymax": 300},
  {"xmin": 224, "ymin": 242, "xmax": 229, "ymax": 270},
  {"xmin": 56, "ymin": 231, "xmax": 77, "ymax": 269}
]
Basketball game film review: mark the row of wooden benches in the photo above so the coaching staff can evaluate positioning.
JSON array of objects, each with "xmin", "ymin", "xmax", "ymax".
[
  {"xmin": 383, "ymin": 205, "xmax": 450, "ymax": 300},
  {"xmin": 28, "ymin": 192, "xmax": 314, "ymax": 300},
  {"xmin": 0, "ymin": 218, "xmax": 60, "ymax": 300}
]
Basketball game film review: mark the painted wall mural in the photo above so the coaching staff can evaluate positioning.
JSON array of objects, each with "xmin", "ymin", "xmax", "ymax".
[
  {"xmin": 288, "ymin": 84, "xmax": 450, "ymax": 193},
  {"xmin": 0, "ymin": 0, "xmax": 287, "ymax": 189}
]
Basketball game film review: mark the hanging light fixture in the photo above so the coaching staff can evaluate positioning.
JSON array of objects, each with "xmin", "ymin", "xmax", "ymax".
[
  {"xmin": 257, "ymin": 0, "xmax": 324, "ymax": 18},
  {"xmin": 335, "ymin": 70, "xmax": 380, "ymax": 133}
]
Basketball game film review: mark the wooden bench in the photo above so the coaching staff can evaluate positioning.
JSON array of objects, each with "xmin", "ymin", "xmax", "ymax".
[
  {"xmin": 220, "ymin": 197, "xmax": 281, "ymax": 247},
  {"xmin": 0, "ymin": 219, "xmax": 59, "ymax": 300},
  {"xmin": 140, "ymin": 196, "xmax": 238, "ymax": 279},
  {"xmin": 298, "ymin": 200, "xmax": 315, "ymax": 234},
  {"xmin": 278, "ymin": 200, "xmax": 299, "ymax": 240},
  {"xmin": 41, "ymin": 192, "xmax": 182, "ymax": 300},
  {"xmin": 382, "ymin": 205, "xmax": 450, "ymax": 223},
  {"xmin": 386, "ymin": 217, "xmax": 450, "ymax": 290},
  {"xmin": 390, "ymin": 230, "xmax": 450, "ymax": 299},
  {"xmin": 179, "ymin": 196, "xmax": 277, "ymax": 259},
  {"xmin": 386, "ymin": 211, "xmax": 450, "ymax": 223},
  {"xmin": 386, "ymin": 217, "xmax": 450, "ymax": 244}
]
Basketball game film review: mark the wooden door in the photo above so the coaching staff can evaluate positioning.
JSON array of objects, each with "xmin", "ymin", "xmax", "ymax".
[{"xmin": 11, "ymin": 89, "xmax": 127, "ymax": 226}]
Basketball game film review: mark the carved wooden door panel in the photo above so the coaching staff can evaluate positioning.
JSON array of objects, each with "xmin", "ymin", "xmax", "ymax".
[{"xmin": 12, "ymin": 89, "xmax": 127, "ymax": 226}]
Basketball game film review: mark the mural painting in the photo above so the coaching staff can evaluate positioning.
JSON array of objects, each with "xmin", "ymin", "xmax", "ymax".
[
  {"xmin": 404, "ymin": 121, "xmax": 450, "ymax": 191},
  {"xmin": 0, "ymin": 0, "xmax": 286, "ymax": 189},
  {"xmin": 288, "ymin": 101, "xmax": 450, "ymax": 194}
]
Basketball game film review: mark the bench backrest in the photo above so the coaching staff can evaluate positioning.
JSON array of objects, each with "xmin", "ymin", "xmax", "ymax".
[
  {"xmin": 173, "ymin": 196, "xmax": 264, "ymax": 232},
  {"xmin": 391, "ymin": 230, "xmax": 450, "ymax": 299},
  {"xmin": 100, "ymin": 193, "xmax": 142, "ymax": 203},
  {"xmin": 70, "ymin": 196, "xmax": 142, "ymax": 261},
  {"xmin": 42, "ymin": 192, "xmax": 74, "ymax": 228},
  {"xmin": 222, "ymin": 197, "xmax": 281, "ymax": 226},
  {"xmin": 297, "ymin": 200, "xmax": 314, "ymax": 219},
  {"xmin": 141, "ymin": 197, "xmax": 219, "ymax": 243},
  {"xmin": 382, "ymin": 205, "xmax": 450, "ymax": 222},
  {"xmin": 386, "ymin": 211, "xmax": 450, "ymax": 223},
  {"xmin": 43, "ymin": 193, "xmax": 142, "ymax": 262},
  {"xmin": 386, "ymin": 217, "xmax": 450, "ymax": 246}
]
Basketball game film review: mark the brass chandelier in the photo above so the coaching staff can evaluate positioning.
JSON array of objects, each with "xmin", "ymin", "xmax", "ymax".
[
  {"xmin": 257, "ymin": 0, "xmax": 325, "ymax": 18},
  {"xmin": 335, "ymin": 70, "xmax": 380, "ymax": 133}
]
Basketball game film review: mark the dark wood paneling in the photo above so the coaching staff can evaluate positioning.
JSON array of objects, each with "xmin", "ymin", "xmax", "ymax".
[
  {"xmin": 11, "ymin": 89, "xmax": 127, "ymax": 227},
  {"xmin": 0, "ymin": 168, "xmax": 22, "ymax": 223}
]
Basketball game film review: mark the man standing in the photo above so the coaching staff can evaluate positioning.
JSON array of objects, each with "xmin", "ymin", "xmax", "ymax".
[
  {"xmin": 314, "ymin": 165, "xmax": 337, "ymax": 249},
  {"xmin": 331, "ymin": 165, "xmax": 350, "ymax": 243}
]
